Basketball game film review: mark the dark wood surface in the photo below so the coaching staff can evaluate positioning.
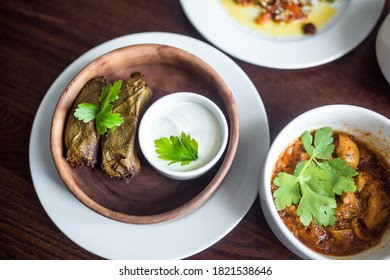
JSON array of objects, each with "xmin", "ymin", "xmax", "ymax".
[{"xmin": 1, "ymin": 0, "xmax": 389, "ymax": 260}]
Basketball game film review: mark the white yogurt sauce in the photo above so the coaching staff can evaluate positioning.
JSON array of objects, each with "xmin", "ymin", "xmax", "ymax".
[{"xmin": 147, "ymin": 101, "xmax": 224, "ymax": 172}]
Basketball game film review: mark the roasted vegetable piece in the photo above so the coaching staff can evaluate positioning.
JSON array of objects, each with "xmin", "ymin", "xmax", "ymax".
[
  {"xmin": 336, "ymin": 192, "xmax": 361, "ymax": 221},
  {"xmin": 335, "ymin": 133, "xmax": 360, "ymax": 169},
  {"xmin": 355, "ymin": 171, "xmax": 371, "ymax": 192},
  {"xmin": 328, "ymin": 228, "xmax": 354, "ymax": 243},
  {"xmin": 64, "ymin": 77, "xmax": 106, "ymax": 167},
  {"xmin": 101, "ymin": 72, "xmax": 152, "ymax": 180},
  {"xmin": 363, "ymin": 184, "xmax": 390, "ymax": 230},
  {"xmin": 351, "ymin": 218, "xmax": 369, "ymax": 241}
]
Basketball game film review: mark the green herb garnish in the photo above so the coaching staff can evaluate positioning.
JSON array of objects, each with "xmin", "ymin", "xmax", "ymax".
[
  {"xmin": 74, "ymin": 80, "xmax": 124, "ymax": 135},
  {"xmin": 273, "ymin": 127, "xmax": 358, "ymax": 227},
  {"xmin": 154, "ymin": 132, "xmax": 198, "ymax": 166}
]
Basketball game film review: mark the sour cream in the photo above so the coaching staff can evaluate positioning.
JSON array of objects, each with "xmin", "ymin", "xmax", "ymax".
[{"xmin": 138, "ymin": 92, "xmax": 229, "ymax": 180}]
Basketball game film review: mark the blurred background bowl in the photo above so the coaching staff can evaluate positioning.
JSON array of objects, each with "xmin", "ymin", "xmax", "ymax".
[
  {"xmin": 376, "ymin": 12, "xmax": 390, "ymax": 85},
  {"xmin": 50, "ymin": 44, "xmax": 239, "ymax": 224},
  {"xmin": 260, "ymin": 105, "xmax": 390, "ymax": 259}
]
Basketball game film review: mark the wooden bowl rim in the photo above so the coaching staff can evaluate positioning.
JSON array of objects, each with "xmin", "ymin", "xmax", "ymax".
[{"xmin": 50, "ymin": 43, "xmax": 239, "ymax": 224}]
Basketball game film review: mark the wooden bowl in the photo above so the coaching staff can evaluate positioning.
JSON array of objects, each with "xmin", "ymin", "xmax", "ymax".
[{"xmin": 50, "ymin": 44, "xmax": 239, "ymax": 224}]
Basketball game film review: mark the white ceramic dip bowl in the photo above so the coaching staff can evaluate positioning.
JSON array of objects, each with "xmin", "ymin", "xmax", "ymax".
[{"xmin": 138, "ymin": 92, "xmax": 229, "ymax": 180}]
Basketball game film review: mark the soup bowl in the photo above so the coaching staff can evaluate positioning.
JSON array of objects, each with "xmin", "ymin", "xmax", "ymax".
[{"xmin": 260, "ymin": 105, "xmax": 390, "ymax": 259}]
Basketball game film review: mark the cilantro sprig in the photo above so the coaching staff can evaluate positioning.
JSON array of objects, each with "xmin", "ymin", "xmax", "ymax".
[
  {"xmin": 273, "ymin": 127, "xmax": 358, "ymax": 227},
  {"xmin": 154, "ymin": 132, "xmax": 198, "ymax": 166},
  {"xmin": 74, "ymin": 80, "xmax": 124, "ymax": 135}
]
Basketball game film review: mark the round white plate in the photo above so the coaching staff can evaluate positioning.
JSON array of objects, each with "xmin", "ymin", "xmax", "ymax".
[
  {"xmin": 376, "ymin": 12, "xmax": 390, "ymax": 85},
  {"xmin": 29, "ymin": 32, "xmax": 270, "ymax": 259},
  {"xmin": 180, "ymin": 0, "xmax": 384, "ymax": 69}
]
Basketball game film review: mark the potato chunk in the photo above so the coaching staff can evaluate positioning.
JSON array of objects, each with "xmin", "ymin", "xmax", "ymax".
[
  {"xmin": 337, "ymin": 192, "xmax": 361, "ymax": 221},
  {"xmin": 335, "ymin": 134, "xmax": 360, "ymax": 169},
  {"xmin": 363, "ymin": 190, "xmax": 390, "ymax": 230}
]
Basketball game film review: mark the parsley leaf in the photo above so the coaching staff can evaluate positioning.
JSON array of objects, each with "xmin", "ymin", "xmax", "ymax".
[
  {"xmin": 74, "ymin": 80, "xmax": 124, "ymax": 135},
  {"xmin": 302, "ymin": 127, "xmax": 334, "ymax": 160},
  {"xmin": 154, "ymin": 132, "xmax": 198, "ymax": 166},
  {"xmin": 273, "ymin": 172, "xmax": 300, "ymax": 210},
  {"xmin": 317, "ymin": 158, "xmax": 358, "ymax": 195},
  {"xmin": 74, "ymin": 103, "xmax": 100, "ymax": 122},
  {"xmin": 100, "ymin": 80, "xmax": 122, "ymax": 108},
  {"xmin": 273, "ymin": 127, "xmax": 358, "ymax": 227},
  {"xmin": 95, "ymin": 104, "xmax": 124, "ymax": 135},
  {"xmin": 297, "ymin": 181, "xmax": 337, "ymax": 226}
]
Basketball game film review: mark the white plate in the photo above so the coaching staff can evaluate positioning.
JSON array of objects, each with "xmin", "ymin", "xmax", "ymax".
[
  {"xmin": 376, "ymin": 12, "xmax": 390, "ymax": 85},
  {"xmin": 29, "ymin": 32, "xmax": 270, "ymax": 259},
  {"xmin": 180, "ymin": 0, "xmax": 384, "ymax": 69}
]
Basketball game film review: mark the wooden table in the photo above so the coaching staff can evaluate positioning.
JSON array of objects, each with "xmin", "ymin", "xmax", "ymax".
[{"xmin": 1, "ymin": 0, "xmax": 389, "ymax": 260}]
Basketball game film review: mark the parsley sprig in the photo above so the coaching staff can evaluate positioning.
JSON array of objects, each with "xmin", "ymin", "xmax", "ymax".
[
  {"xmin": 273, "ymin": 127, "xmax": 358, "ymax": 227},
  {"xmin": 74, "ymin": 80, "xmax": 124, "ymax": 135},
  {"xmin": 155, "ymin": 132, "xmax": 198, "ymax": 166}
]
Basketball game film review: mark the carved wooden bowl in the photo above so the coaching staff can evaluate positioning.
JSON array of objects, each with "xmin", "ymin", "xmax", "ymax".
[{"xmin": 50, "ymin": 44, "xmax": 239, "ymax": 224}]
